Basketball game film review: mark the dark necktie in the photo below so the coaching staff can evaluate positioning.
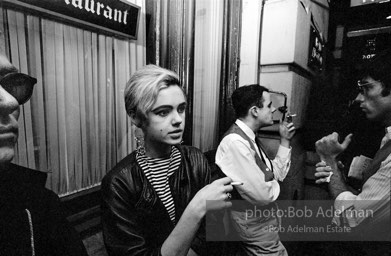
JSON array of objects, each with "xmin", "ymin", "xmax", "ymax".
[{"xmin": 255, "ymin": 138, "xmax": 273, "ymax": 172}]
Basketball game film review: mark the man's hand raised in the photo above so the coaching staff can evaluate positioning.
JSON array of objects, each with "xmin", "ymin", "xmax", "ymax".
[{"xmin": 315, "ymin": 132, "xmax": 353, "ymax": 161}]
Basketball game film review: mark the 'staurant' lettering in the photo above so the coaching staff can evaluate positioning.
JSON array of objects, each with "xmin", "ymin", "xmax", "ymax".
[
  {"xmin": 104, "ymin": 6, "xmax": 112, "ymax": 20},
  {"xmin": 64, "ymin": 0, "xmax": 128, "ymax": 24},
  {"xmin": 84, "ymin": 0, "xmax": 95, "ymax": 14}
]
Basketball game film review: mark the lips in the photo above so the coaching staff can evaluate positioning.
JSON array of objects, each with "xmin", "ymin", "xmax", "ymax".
[
  {"xmin": 169, "ymin": 129, "xmax": 183, "ymax": 135},
  {"xmin": 0, "ymin": 132, "xmax": 17, "ymax": 142},
  {"xmin": 0, "ymin": 126, "xmax": 18, "ymax": 141}
]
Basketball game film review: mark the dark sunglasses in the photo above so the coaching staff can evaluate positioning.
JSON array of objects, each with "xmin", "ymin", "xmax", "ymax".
[{"xmin": 0, "ymin": 72, "xmax": 37, "ymax": 105}]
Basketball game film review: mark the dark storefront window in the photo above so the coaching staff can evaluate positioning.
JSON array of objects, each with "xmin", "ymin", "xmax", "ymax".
[{"xmin": 1, "ymin": 1, "xmax": 145, "ymax": 195}]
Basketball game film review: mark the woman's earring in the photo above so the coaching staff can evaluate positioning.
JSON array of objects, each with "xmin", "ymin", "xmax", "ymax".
[
  {"xmin": 134, "ymin": 128, "xmax": 145, "ymax": 155},
  {"xmin": 135, "ymin": 137, "xmax": 145, "ymax": 155}
]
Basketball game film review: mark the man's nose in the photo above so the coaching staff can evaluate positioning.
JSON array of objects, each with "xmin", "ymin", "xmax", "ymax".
[
  {"xmin": 0, "ymin": 86, "xmax": 19, "ymax": 114},
  {"xmin": 354, "ymin": 93, "xmax": 364, "ymax": 103}
]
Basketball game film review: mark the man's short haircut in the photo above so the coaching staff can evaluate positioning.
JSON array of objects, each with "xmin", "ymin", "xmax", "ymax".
[
  {"xmin": 124, "ymin": 64, "xmax": 183, "ymax": 123},
  {"xmin": 231, "ymin": 84, "xmax": 269, "ymax": 118},
  {"xmin": 362, "ymin": 49, "xmax": 391, "ymax": 96}
]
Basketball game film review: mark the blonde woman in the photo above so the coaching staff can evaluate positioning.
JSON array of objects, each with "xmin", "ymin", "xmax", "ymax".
[{"xmin": 101, "ymin": 65, "xmax": 233, "ymax": 256}]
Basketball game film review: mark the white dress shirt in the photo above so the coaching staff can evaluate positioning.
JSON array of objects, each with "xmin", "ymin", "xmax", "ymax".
[{"xmin": 215, "ymin": 120, "xmax": 291, "ymax": 206}]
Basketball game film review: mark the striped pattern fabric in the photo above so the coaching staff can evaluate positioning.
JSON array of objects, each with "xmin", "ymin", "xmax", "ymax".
[
  {"xmin": 333, "ymin": 128, "xmax": 391, "ymax": 228},
  {"xmin": 137, "ymin": 146, "xmax": 181, "ymax": 223}
]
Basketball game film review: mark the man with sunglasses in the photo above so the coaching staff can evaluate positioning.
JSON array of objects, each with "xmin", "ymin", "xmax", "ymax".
[
  {"xmin": 315, "ymin": 50, "xmax": 391, "ymax": 253},
  {"xmin": 0, "ymin": 55, "xmax": 87, "ymax": 255},
  {"xmin": 215, "ymin": 84, "xmax": 296, "ymax": 255}
]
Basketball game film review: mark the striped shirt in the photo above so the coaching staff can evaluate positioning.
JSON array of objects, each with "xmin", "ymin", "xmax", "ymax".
[
  {"xmin": 333, "ymin": 126, "xmax": 391, "ymax": 228},
  {"xmin": 137, "ymin": 146, "xmax": 181, "ymax": 223}
]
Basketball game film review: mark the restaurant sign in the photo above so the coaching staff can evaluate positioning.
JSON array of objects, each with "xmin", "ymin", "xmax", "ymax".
[{"xmin": 2, "ymin": 0, "xmax": 140, "ymax": 39}]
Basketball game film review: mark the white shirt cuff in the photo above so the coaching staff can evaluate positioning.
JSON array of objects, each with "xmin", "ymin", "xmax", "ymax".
[
  {"xmin": 276, "ymin": 145, "xmax": 291, "ymax": 158},
  {"xmin": 335, "ymin": 191, "xmax": 357, "ymax": 202},
  {"xmin": 333, "ymin": 191, "xmax": 357, "ymax": 226}
]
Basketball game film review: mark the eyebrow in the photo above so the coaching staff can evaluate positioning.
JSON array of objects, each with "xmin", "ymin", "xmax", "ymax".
[
  {"xmin": 268, "ymin": 101, "xmax": 272, "ymax": 107},
  {"xmin": 151, "ymin": 102, "xmax": 187, "ymax": 112},
  {"xmin": 151, "ymin": 105, "xmax": 172, "ymax": 113}
]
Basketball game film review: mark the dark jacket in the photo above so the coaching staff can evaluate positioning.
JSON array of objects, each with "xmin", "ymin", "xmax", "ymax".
[
  {"xmin": 101, "ymin": 145, "xmax": 212, "ymax": 256},
  {"xmin": 0, "ymin": 163, "xmax": 87, "ymax": 256}
]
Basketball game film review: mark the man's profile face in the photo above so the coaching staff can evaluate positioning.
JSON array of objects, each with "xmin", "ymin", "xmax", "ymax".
[
  {"xmin": 355, "ymin": 76, "xmax": 391, "ymax": 124},
  {"xmin": 0, "ymin": 62, "xmax": 20, "ymax": 164},
  {"xmin": 256, "ymin": 91, "xmax": 276, "ymax": 127}
]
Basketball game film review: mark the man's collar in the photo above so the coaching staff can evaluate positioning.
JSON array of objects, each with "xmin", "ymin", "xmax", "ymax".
[
  {"xmin": 380, "ymin": 126, "xmax": 391, "ymax": 148},
  {"xmin": 235, "ymin": 119, "xmax": 256, "ymax": 141}
]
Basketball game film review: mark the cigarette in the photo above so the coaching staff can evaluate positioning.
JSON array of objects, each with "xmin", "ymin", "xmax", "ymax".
[
  {"xmin": 230, "ymin": 181, "xmax": 244, "ymax": 186},
  {"xmin": 325, "ymin": 172, "xmax": 333, "ymax": 183}
]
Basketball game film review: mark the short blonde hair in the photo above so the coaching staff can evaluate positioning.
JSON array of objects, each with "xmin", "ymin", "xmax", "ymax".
[{"xmin": 124, "ymin": 65, "xmax": 183, "ymax": 124}]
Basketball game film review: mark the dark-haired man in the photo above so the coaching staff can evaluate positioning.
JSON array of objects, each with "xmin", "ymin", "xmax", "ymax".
[
  {"xmin": 216, "ymin": 84, "xmax": 295, "ymax": 255},
  {"xmin": 0, "ymin": 54, "xmax": 87, "ymax": 256},
  {"xmin": 315, "ymin": 50, "xmax": 391, "ymax": 252}
]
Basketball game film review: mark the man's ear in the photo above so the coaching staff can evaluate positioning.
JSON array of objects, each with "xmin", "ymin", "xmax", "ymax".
[
  {"xmin": 249, "ymin": 106, "xmax": 258, "ymax": 117},
  {"xmin": 130, "ymin": 112, "xmax": 142, "ymax": 128}
]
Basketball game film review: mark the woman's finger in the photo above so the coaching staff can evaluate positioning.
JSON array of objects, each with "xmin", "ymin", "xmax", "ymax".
[
  {"xmin": 213, "ymin": 176, "xmax": 232, "ymax": 185},
  {"xmin": 223, "ymin": 184, "xmax": 233, "ymax": 192}
]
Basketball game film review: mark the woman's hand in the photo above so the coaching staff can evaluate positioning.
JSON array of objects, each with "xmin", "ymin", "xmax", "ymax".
[
  {"xmin": 161, "ymin": 177, "xmax": 233, "ymax": 256},
  {"xmin": 189, "ymin": 177, "xmax": 233, "ymax": 217}
]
